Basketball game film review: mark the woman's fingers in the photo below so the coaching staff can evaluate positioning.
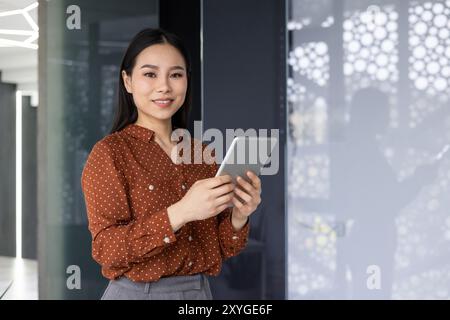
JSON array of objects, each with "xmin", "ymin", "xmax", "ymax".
[
  {"xmin": 232, "ymin": 196, "xmax": 244, "ymax": 209},
  {"xmin": 246, "ymin": 171, "xmax": 261, "ymax": 192},
  {"xmin": 234, "ymin": 185, "xmax": 253, "ymax": 204},
  {"xmin": 205, "ymin": 174, "xmax": 233, "ymax": 189},
  {"xmin": 211, "ymin": 182, "xmax": 235, "ymax": 198},
  {"xmin": 215, "ymin": 191, "xmax": 234, "ymax": 207},
  {"xmin": 236, "ymin": 175, "xmax": 259, "ymax": 197}
]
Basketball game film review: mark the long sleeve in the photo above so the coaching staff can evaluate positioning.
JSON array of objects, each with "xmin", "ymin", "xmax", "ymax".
[
  {"xmin": 217, "ymin": 207, "xmax": 250, "ymax": 259},
  {"xmin": 81, "ymin": 140, "xmax": 177, "ymax": 270}
]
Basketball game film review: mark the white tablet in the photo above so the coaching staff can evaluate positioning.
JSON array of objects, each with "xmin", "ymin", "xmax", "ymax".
[{"xmin": 215, "ymin": 136, "xmax": 278, "ymax": 185}]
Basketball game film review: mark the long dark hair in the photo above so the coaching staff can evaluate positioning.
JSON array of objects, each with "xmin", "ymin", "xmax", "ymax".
[{"xmin": 110, "ymin": 28, "xmax": 192, "ymax": 133}]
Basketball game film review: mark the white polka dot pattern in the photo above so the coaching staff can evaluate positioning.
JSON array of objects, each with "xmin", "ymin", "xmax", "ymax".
[{"xmin": 81, "ymin": 124, "xmax": 250, "ymax": 282}]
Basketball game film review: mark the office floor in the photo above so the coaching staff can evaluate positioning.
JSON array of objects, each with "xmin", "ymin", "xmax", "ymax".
[{"xmin": 0, "ymin": 256, "xmax": 38, "ymax": 300}]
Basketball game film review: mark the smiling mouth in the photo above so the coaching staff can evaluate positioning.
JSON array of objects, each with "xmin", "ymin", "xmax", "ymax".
[{"xmin": 152, "ymin": 99, "xmax": 174, "ymax": 107}]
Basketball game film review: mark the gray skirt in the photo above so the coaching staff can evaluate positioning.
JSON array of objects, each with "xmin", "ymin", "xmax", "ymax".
[{"xmin": 101, "ymin": 273, "xmax": 213, "ymax": 300}]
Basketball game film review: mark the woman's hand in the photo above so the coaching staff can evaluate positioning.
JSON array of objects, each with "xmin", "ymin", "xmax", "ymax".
[
  {"xmin": 172, "ymin": 175, "xmax": 235, "ymax": 225},
  {"xmin": 231, "ymin": 171, "xmax": 262, "ymax": 230}
]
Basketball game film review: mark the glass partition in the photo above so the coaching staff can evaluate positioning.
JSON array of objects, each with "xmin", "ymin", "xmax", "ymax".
[
  {"xmin": 287, "ymin": 0, "xmax": 450, "ymax": 299},
  {"xmin": 38, "ymin": 0, "xmax": 158, "ymax": 299}
]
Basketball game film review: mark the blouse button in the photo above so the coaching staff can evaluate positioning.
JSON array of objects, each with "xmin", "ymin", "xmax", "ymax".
[
  {"xmin": 188, "ymin": 235, "xmax": 193, "ymax": 241},
  {"xmin": 181, "ymin": 184, "xmax": 186, "ymax": 190},
  {"xmin": 148, "ymin": 184, "xmax": 154, "ymax": 191},
  {"xmin": 163, "ymin": 236, "xmax": 170, "ymax": 244},
  {"xmin": 232, "ymin": 235, "xmax": 238, "ymax": 240},
  {"xmin": 188, "ymin": 261, "xmax": 193, "ymax": 267}
]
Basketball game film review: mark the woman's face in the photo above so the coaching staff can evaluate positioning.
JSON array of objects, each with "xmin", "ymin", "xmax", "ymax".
[{"xmin": 122, "ymin": 43, "xmax": 188, "ymax": 123}]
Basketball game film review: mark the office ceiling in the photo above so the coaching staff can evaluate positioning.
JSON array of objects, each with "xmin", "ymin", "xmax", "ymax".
[{"xmin": 0, "ymin": 0, "xmax": 38, "ymax": 98}]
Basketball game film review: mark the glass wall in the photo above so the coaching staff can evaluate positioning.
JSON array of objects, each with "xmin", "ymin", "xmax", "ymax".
[
  {"xmin": 287, "ymin": 0, "xmax": 450, "ymax": 299},
  {"xmin": 38, "ymin": 0, "xmax": 158, "ymax": 299}
]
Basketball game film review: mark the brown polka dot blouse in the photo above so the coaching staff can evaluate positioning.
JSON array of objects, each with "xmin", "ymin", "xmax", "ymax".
[{"xmin": 81, "ymin": 124, "xmax": 250, "ymax": 282}]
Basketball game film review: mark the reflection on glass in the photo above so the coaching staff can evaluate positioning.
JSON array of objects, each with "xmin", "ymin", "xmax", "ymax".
[{"xmin": 288, "ymin": 0, "xmax": 450, "ymax": 299}]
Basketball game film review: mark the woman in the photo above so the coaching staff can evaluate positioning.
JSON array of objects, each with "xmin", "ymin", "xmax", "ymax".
[{"xmin": 81, "ymin": 28, "xmax": 262, "ymax": 300}]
